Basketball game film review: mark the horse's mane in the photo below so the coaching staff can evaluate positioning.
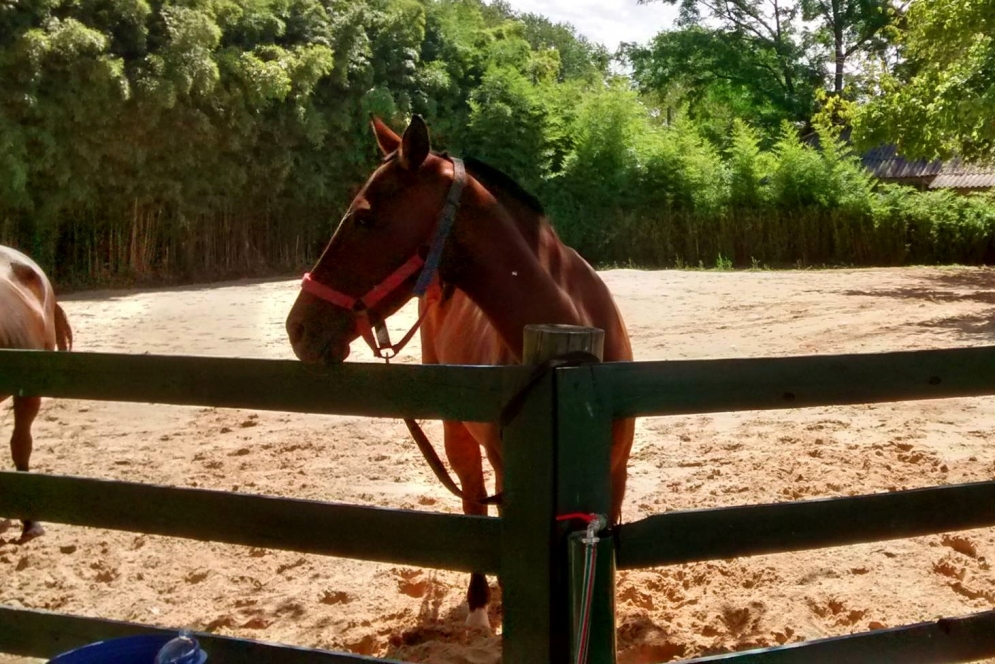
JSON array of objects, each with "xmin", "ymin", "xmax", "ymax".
[
  {"xmin": 383, "ymin": 148, "xmax": 545, "ymax": 218},
  {"xmin": 461, "ymin": 156, "xmax": 545, "ymax": 217},
  {"xmin": 383, "ymin": 149, "xmax": 546, "ymax": 239}
]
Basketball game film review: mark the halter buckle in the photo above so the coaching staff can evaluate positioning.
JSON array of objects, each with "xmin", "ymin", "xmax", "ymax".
[{"xmin": 374, "ymin": 321, "xmax": 396, "ymax": 361}]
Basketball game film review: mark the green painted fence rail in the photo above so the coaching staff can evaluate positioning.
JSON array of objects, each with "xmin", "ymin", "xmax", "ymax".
[
  {"xmin": 0, "ymin": 606, "xmax": 399, "ymax": 664},
  {"xmin": 596, "ymin": 346, "xmax": 995, "ymax": 418},
  {"xmin": 0, "ymin": 349, "xmax": 529, "ymax": 422},
  {"xmin": 681, "ymin": 610, "xmax": 995, "ymax": 664},
  {"xmin": 0, "ymin": 348, "xmax": 556, "ymax": 664},
  {"xmin": 0, "ymin": 472, "xmax": 501, "ymax": 574},
  {"xmin": 3, "ymin": 344, "xmax": 995, "ymax": 664},
  {"xmin": 616, "ymin": 479, "xmax": 995, "ymax": 570}
]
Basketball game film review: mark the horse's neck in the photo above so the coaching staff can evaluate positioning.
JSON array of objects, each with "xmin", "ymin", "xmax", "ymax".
[{"xmin": 450, "ymin": 185, "xmax": 581, "ymax": 361}]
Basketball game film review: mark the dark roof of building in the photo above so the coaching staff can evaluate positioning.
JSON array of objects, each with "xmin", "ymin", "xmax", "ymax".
[
  {"xmin": 863, "ymin": 144, "xmax": 995, "ymax": 188},
  {"xmin": 860, "ymin": 143, "xmax": 943, "ymax": 180},
  {"xmin": 928, "ymin": 162, "xmax": 995, "ymax": 190},
  {"xmin": 805, "ymin": 128, "xmax": 995, "ymax": 190}
]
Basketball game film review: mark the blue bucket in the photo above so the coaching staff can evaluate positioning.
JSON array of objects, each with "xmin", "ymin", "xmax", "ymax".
[{"xmin": 48, "ymin": 634, "xmax": 207, "ymax": 664}]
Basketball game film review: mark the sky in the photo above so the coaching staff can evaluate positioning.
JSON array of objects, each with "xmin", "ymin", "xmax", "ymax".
[{"xmin": 501, "ymin": 0, "xmax": 680, "ymax": 54}]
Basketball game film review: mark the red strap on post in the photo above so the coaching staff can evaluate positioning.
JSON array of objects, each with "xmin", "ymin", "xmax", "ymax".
[{"xmin": 557, "ymin": 513, "xmax": 600, "ymax": 524}]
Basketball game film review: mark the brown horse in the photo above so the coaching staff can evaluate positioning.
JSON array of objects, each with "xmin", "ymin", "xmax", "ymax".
[
  {"xmin": 286, "ymin": 115, "xmax": 635, "ymax": 629},
  {"xmin": 1, "ymin": 244, "xmax": 73, "ymax": 541}
]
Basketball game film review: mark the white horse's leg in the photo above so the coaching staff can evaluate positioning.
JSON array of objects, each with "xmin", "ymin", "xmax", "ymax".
[
  {"xmin": 443, "ymin": 421, "xmax": 493, "ymax": 631},
  {"xmin": 12, "ymin": 396, "xmax": 45, "ymax": 541}
]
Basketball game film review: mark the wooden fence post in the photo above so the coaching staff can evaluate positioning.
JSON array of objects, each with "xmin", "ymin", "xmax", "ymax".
[
  {"xmin": 501, "ymin": 330, "xmax": 559, "ymax": 663},
  {"xmin": 540, "ymin": 325, "xmax": 616, "ymax": 664},
  {"xmin": 502, "ymin": 325, "xmax": 615, "ymax": 664},
  {"xmin": 501, "ymin": 323, "xmax": 610, "ymax": 663}
]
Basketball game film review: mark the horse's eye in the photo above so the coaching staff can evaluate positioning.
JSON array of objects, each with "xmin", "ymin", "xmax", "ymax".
[{"xmin": 353, "ymin": 213, "xmax": 374, "ymax": 229}]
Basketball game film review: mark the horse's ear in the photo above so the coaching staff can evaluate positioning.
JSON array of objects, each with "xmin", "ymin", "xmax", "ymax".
[
  {"xmin": 398, "ymin": 115, "xmax": 431, "ymax": 171},
  {"xmin": 371, "ymin": 115, "xmax": 401, "ymax": 156}
]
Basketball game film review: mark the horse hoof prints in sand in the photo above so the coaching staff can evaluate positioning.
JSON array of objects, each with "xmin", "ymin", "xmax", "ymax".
[
  {"xmin": 286, "ymin": 115, "xmax": 635, "ymax": 630},
  {"xmin": 1, "ymin": 244, "xmax": 73, "ymax": 542}
]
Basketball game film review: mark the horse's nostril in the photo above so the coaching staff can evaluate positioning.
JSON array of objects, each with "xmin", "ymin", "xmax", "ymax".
[{"xmin": 288, "ymin": 320, "xmax": 305, "ymax": 345}]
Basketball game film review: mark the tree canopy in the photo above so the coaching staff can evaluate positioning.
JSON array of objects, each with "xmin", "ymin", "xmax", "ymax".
[
  {"xmin": 0, "ymin": 0, "xmax": 610, "ymax": 280},
  {"xmin": 627, "ymin": 0, "xmax": 818, "ymax": 134},
  {"xmin": 853, "ymin": 0, "xmax": 995, "ymax": 162},
  {"xmin": 800, "ymin": 0, "xmax": 894, "ymax": 96},
  {"xmin": 627, "ymin": 0, "xmax": 898, "ymax": 136},
  {"xmin": 1, "ymin": 0, "xmax": 993, "ymax": 285}
]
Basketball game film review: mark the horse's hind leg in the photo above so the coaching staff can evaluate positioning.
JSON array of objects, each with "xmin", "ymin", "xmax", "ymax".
[
  {"xmin": 11, "ymin": 395, "xmax": 44, "ymax": 541},
  {"xmin": 443, "ymin": 421, "xmax": 492, "ymax": 630}
]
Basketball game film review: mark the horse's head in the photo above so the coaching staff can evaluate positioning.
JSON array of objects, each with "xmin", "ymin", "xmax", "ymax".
[{"xmin": 286, "ymin": 115, "xmax": 464, "ymax": 364}]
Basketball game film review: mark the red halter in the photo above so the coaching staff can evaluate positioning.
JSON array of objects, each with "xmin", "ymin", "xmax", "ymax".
[{"xmin": 300, "ymin": 157, "xmax": 466, "ymax": 361}]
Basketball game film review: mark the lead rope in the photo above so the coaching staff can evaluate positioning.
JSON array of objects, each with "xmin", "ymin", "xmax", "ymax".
[
  {"xmin": 373, "ymin": 303, "xmax": 503, "ymax": 505},
  {"xmin": 399, "ymin": 350, "xmax": 602, "ymax": 508}
]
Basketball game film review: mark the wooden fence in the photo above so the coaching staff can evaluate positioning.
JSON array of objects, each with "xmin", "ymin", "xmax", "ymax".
[{"xmin": 3, "ymin": 344, "xmax": 995, "ymax": 662}]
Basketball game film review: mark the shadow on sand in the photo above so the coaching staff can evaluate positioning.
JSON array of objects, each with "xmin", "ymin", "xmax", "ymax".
[
  {"xmin": 843, "ymin": 268, "xmax": 995, "ymax": 342},
  {"xmin": 381, "ymin": 574, "xmax": 502, "ymax": 662}
]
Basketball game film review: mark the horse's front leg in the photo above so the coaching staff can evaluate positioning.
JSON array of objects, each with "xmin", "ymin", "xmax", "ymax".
[
  {"xmin": 443, "ymin": 420, "xmax": 492, "ymax": 630},
  {"xmin": 11, "ymin": 395, "xmax": 44, "ymax": 541},
  {"xmin": 479, "ymin": 426, "xmax": 504, "ymax": 596}
]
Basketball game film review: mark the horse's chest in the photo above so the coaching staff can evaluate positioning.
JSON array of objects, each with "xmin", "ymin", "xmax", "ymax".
[{"xmin": 422, "ymin": 295, "xmax": 505, "ymax": 366}]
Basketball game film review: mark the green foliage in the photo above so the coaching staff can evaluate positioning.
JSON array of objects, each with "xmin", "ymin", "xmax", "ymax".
[
  {"xmin": 727, "ymin": 120, "xmax": 773, "ymax": 208},
  {"xmin": 1, "ymin": 0, "xmax": 992, "ymax": 288},
  {"xmin": 629, "ymin": 0, "xmax": 826, "ymax": 135},
  {"xmin": 853, "ymin": 0, "xmax": 995, "ymax": 162},
  {"xmin": 623, "ymin": 25, "xmax": 818, "ymax": 138},
  {"xmin": 465, "ymin": 65, "xmax": 553, "ymax": 191},
  {"xmin": 517, "ymin": 12, "xmax": 608, "ymax": 82},
  {"xmin": 549, "ymin": 113, "xmax": 995, "ymax": 271},
  {"xmin": 0, "ymin": 0, "xmax": 611, "ymax": 284},
  {"xmin": 871, "ymin": 186, "xmax": 995, "ymax": 265},
  {"xmin": 800, "ymin": 0, "xmax": 893, "ymax": 95},
  {"xmin": 630, "ymin": 0, "xmax": 898, "ymax": 138},
  {"xmin": 545, "ymin": 85, "xmax": 644, "ymax": 255}
]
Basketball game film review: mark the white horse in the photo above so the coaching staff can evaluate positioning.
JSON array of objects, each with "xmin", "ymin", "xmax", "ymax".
[{"xmin": 1, "ymin": 244, "xmax": 73, "ymax": 541}]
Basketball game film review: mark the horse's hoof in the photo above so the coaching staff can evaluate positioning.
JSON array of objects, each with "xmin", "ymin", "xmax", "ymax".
[
  {"xmin": 465, "ymin": 607, "xmax": 491, "ymax": 631},
  {"xmin": 0, "ymin": 518, "xmax": 14, "ymax": 534},
  {"xmin": 19, "ymin": 522, "xmax": 45, "ymax": 543}
]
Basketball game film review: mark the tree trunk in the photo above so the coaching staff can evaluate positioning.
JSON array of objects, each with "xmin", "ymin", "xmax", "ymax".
[{"xmin": 833, "ymin": 0, "xmax": 845, "ymax": 94}]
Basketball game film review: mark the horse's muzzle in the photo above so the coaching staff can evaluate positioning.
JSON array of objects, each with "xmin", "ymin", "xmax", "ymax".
[{"xmin": 286, "ymin": 298, "xmax": 353, "ymax": 364}]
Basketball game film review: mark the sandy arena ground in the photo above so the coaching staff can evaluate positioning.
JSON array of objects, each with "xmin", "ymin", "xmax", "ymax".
[{"xmin": 3, "ymin": 266, "xmax": 995, "ymax": 663}]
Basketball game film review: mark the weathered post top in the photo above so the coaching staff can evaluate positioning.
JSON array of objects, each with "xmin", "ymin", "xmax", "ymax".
[{"xmin": 523, "ymin": 324, "xmax": 604, "ymax": 365}]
